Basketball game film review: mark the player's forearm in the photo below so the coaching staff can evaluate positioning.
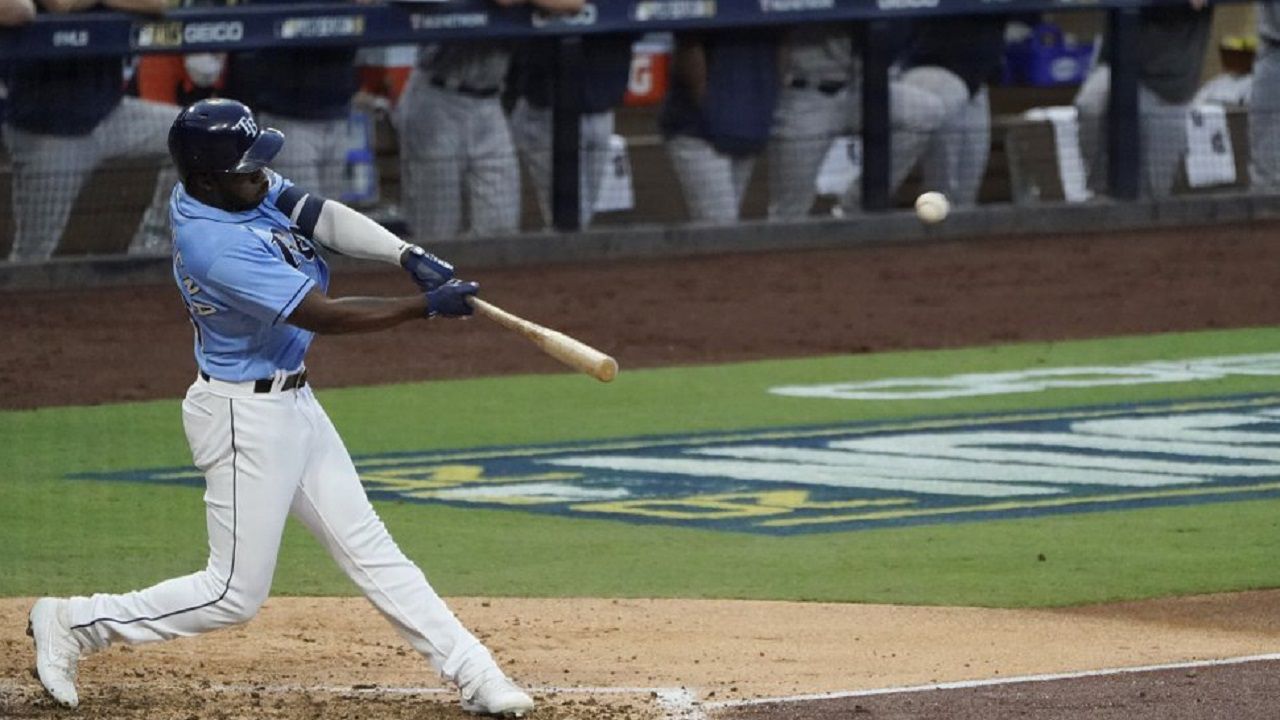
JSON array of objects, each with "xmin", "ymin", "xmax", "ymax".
[
  {"xmin": 310, "ymin": 198, "xmax": 411, "ymax": 266},
  {"xmin": 290, "ymin": 295, "xmax": 427, "ymax": 335}
]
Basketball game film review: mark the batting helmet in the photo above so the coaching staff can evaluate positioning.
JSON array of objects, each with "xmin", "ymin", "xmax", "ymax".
[{"xmin": 168, "ymin": 98, "xmax": 284, "ymax": 180}]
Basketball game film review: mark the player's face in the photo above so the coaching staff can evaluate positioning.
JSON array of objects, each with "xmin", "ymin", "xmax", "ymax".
[{"xmin": 205, "ymin": 169, "xmax": 270, "ymax": 212}]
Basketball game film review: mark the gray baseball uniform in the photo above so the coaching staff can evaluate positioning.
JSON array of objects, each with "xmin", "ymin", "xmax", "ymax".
[
  {"xmin": 3, "ymin": 99, "xmax": 177, "ymax": 262},
  {"xmin": 397, "ymin": 43, "xmax": 521, "ymax": 241},
  {"xmin": 768, "ymin": 25, "xmax": 945, "ymax": 219},
  {"xmin": 1073, "ymin": 5, "xmax": 1213, "ymax": 198},
  {"xmin": 1252, "ymin": 2, "xmax": 1280, "ymax": 188}
]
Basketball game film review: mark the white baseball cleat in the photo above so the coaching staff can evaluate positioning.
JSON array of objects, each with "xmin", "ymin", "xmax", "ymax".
[
  {"xmin": 27, "ymin": 597, "xmax": 82, "ymax": 709},
  {"xmin": 461, "ymin": 670, "xmax": 535, "ymax": 717}
]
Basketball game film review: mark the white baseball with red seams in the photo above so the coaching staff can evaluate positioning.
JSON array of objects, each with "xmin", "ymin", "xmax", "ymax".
[{"xmin": 915, "ymin": 191, "xmax": 949, "ymax": 224}]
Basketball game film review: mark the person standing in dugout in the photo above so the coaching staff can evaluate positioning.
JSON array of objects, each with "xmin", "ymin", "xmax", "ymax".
[{"xmin": 26, "ymin": 98, "xmax": 536, "ymax": 718}]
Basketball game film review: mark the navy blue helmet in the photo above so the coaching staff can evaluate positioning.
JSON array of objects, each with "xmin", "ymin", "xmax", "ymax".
[{"xmin": 168, "ymin": 98, "xmax": 284, "ymax": 181}]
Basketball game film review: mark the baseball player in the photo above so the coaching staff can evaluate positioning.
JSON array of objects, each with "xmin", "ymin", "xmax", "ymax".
[
  {"xmin": 4, "ymin": 0, "xmax": 178, "ymax": 261},
  {"xmin": 1253, "ymin": 3, "xmax": 1280, "ymax": 187},
  {"xmin": 397, "ymin": 0, "xmax": 583, "ymax": 241},
  {"xmin": 27, "ymin": 99, "xmax": 534, "ymax": 718},
  {"xmin": 223, "ymin": 0, "xmax": 361, "ymax": 200},
  {"xmin": 897, "ymin": 15, "xmax": 1009, "ymax": 207},
  {"xmin": 510, "ymin": 34, "xmax": 636, "ymax": 229},
  {"xmin": 661, "ymin": 29, "xmax": 780, "ymax": 224},
  {"xmin": 1073, "ymin": 0, "xmax": 1213, "ymax": 197},
  {"xmin": 767, "ymin": 24, "xmax": 945, "ymax": 219}
]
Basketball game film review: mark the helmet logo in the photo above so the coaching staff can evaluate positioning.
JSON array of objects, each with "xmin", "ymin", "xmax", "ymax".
[{"xmin": 231, "ymin": 115, "xmax": 258, "ymax": 138}]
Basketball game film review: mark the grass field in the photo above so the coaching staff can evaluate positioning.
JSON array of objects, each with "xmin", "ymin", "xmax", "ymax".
[{"xmin": 3, "ymin": 327, "xmax": 1280, "ymax": 607}]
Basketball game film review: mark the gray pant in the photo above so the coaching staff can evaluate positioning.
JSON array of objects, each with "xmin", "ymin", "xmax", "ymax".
[
  {"xmin": 900, "ymin": 66, "xmax": 990, "ymax": 207},
  {"xmin": 396, "ymin": 73, "xmax": 520, "ymax": 241},
  {"xmin": 666, "ymin": 134, "xmax": 756, "ymax": 224},
  {"xmin": 767, "ymin": 80, "xmax": 945, "ymax": 219},
  {"xmin": 259, "ymin": 112, "xmax": 350, "ymax": 201},
  {"xmin": 1074, "ymin": 65, "xmax": 1189, "ymax": 198},
  {"xmin": 510, "ymin": 98, "xmax": 614, "ymax": 229},
  {"xmin": 1250, "ymin": 40, "xmax": 1280, "ymax": 188},
  {"xmin": 5, "ymin": 98, "xmax": 179, "ymax": 262}
]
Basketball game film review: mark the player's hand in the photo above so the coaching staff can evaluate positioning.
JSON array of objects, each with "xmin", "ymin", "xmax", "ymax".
[
  {"xmin": 426, "ymin": 279, "xmax": 479, "ymax": 318},
  {"xmin": 401, "ymin": 244, "xmax": 455, "ymax": 292}
]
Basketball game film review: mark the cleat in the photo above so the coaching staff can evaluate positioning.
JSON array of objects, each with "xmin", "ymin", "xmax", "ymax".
[
  {"xmin": 461, "ymin": 670, "xmax": 535, "ymax": 717},
  {"xmin": 28, "ymin": 598, "xmax": 81, "ymax": 708}
]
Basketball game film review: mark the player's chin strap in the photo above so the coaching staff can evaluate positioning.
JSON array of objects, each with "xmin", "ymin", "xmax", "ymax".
[{"xmin": 289, "ymin": 190, "xmax": 410, "ymax": 266}]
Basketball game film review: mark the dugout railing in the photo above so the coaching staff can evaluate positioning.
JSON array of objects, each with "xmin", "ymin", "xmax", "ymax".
[{"xmin": 0, "ymin": 0, "xmax": 1255, "ymax": 251}]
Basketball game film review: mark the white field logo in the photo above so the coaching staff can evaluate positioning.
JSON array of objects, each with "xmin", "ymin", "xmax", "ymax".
[
  {"xmin": 770, "ymin": 353, "xmax": 1280, "ymax": 400},
  {"xmin": 80, "ymin": 395, "xmax": 1280, "ymax": 535}
]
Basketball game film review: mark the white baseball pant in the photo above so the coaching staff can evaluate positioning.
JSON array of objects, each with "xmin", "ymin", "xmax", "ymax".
[{"xmin": 63, "ymin": 378, "xmax": 499, "ymax": 689}]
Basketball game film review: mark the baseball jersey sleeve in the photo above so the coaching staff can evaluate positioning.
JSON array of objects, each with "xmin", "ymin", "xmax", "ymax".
[{"xmin": 202, "ymin": 239, "xmax": 317, "ymax": 325}]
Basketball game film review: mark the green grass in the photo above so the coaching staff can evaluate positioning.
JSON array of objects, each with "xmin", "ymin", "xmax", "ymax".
[{"xmin": 3, "ymin": 327, "xmax": 1280, "ymax": 607}]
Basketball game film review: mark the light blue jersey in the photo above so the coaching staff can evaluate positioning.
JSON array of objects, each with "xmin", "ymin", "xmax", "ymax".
[{"xmin": 170, "ymin": 171, "xmax": 330, "ymax": 382}]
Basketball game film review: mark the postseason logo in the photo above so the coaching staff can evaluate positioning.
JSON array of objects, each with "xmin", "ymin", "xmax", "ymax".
[
  {"xmin": 759, "ymin": 0, "xmax": 835, "ymax": 11},
  {"xmin": 632, "ymin": 0, "xmax": 716, "ymax": 21},
  {"xmin": 277, "ymin": 14, "xmax": 365, "ymax": 40},
  {"xmin": 532, "ymin": 3, "xmax": 597, "ymax": 28}
]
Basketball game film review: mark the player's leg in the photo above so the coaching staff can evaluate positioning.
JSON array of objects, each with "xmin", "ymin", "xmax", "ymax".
[
  {"xmin": 397, "ymin": 75, "xmax": 464, "ymax": 242},
  {"xmin": 899, "ymin": 66, "xmax": 970, "ymax": 201},
  {"xmin": 1073, "ymin": 65, "xmax": 1111, "ymax": 195},
  {"xmin": 31, "ymin": 387, "xmax": 305, "ymax": 707},
  {"xmin": 951, "ymin": 86, "xmax": 992, "ymax": 207},
  {"xmin": 1137, "ymin": 85, "xmax": 1188, "ymax": 199},
  {"xmin": 767, "ymin": 87, "xmax": 846, "ymax": 219},
  {"xmin": 2, "ymin": 126, "xmax": 95, "ymax": 262},
  {"xmin": 887, "ymin": 76, "xmax": 947, "ymax": 195},
  {"xmin": 578, "ymin": 110, "xmax": 615, "ymax": 228},
  {"xmin": 99, "ymin": 97, "xmax": 181, "ymax": 256},
  {"xmin": 1250, "ymin": 42, "xmax": 1280, "ymax": 187},
  {"xmin": 728, "ymin": 154, "xmax": 757, "ymax": 219},
  {"xmin": 466, "ymin": 96, "xmax": 521, "ymax": 236},
  {"xmin": 666, "ymin": 134, "xmax": 740, "ymax": 223},
  {"xmin": 510, "ymin": 97, "xmax": 553, "ymax": 227},
  {"xmin": 287, "ymin": 388, "xmax": 531, "ymax": 715}
]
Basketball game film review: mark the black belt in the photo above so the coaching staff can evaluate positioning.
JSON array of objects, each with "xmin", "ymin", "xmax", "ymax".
[
  {"xmin": 788, "ymin": 77, "xmax": 848, "ymax": 95},
  {"xmin": 429, "ymin": 76, "xmax": 501, "ymax": 98},
  {"xmin": 200, "ymin": 369, "xmax": 308, "ymax": 393}
]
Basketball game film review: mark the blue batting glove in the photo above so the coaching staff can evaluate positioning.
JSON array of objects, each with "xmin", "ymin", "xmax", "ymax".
[
  {"xmin": 401, "ymin": 245, "xmax": 455, "ymax": 292},
  {"xmin": 426, "ymin": 279, "xmax": 479, "ymax": 318}
]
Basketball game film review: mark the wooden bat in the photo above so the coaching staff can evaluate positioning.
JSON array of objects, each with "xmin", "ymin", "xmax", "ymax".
[{"xmin": 467, "ymin": 297, "xmax": 618, "ymax": 383}]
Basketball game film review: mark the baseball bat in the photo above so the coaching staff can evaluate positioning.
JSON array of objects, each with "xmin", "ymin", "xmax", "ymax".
[{"xmin": 466, "ymin": 297, "xmax": 619, "ymax": 383}]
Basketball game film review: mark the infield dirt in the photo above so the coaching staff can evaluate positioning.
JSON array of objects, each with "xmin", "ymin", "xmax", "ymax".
[{"xmin": 3, "ymin": 221, "xmax": 1280, "ymax": 717}]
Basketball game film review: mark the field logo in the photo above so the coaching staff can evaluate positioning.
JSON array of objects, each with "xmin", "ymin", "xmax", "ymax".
[
  {"xmin": 71, "ymin": 395, "xmax": 1280, "ymax": 535},
  {"xmin": 772, "ymin": 352, "xmax": 1280, "ymax": 400}
]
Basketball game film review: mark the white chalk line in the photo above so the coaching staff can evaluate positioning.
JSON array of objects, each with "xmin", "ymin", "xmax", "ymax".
[
  {"xmin": 0, "ymin": 678, "xmax": 676, "ymax": 697},
  {"xmin": 5, "ymin": 653, "xmax": 1279, "ymax": 719},
  {"xmin": 700, "ymin": 652, "xmax": 1280, "ymax": 711}
]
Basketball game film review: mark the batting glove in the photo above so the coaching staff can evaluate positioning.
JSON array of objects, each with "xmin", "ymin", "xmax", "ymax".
[
  {"xmin": 426, "ymin": 279, "xmax": 479, "ymax": 318},
  {"xmin": 401, "ymin": 244, "xmax": 454, "ymax": 292}
]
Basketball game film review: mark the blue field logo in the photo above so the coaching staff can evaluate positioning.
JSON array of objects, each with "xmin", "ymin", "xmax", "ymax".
[{"xmin": 71, "ymin": 395, "xmax": 1280, "ymax": 535}]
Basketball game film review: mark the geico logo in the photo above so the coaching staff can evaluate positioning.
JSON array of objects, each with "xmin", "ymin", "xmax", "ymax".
[
  {"xmin": 184, "ymin": 21, "xmax": 244, "ymax": 43},
  {"xmin": 532, "ymin": 3, "xmax": 597, "ymax": 27},
  {"xmin": 875, "ymin": 0, "xmax": 938, "ymax": 8}
]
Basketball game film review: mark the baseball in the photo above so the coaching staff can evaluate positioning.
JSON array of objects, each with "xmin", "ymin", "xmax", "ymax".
[{"xmin": 915, "ymin": 191, "xmax": 949, "ymax": 224}]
